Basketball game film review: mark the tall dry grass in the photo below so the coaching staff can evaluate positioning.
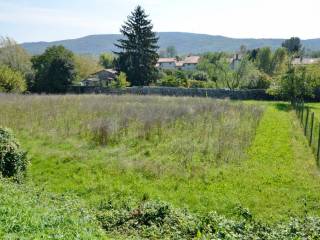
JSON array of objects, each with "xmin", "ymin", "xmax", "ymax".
[{"xmin": 0, "ymin": 94, "xmax": 264, "ymax": 176}]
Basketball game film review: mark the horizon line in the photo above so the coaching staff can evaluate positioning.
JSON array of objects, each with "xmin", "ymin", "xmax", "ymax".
[{"xmin": 20, "ymin": 31, "xmax": 320, "ymax": 44}]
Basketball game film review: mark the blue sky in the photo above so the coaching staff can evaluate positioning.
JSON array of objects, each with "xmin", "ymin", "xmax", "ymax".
[{"xmin": 1, "ymin": 0, "xmax": 319, "ymax": 43}]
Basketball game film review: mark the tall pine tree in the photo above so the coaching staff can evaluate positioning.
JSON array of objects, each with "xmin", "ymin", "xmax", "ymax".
[{"xmin": 114, "ymin": 6, "xmax": 159, "ymax": 86}]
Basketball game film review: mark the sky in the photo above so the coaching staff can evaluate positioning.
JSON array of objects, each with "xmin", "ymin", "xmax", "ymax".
[{"xmin": 1, "ymin": 0, "xmax": 320, "ymax": 43}]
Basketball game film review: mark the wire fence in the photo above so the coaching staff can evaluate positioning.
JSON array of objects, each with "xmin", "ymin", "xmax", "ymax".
[{"xmin": 292, "ymin": 100, "xmax": 320, "ymax": 166}]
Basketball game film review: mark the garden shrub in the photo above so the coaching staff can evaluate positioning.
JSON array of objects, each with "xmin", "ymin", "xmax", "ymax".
[
  {"xmin": 157, "ymin": 75, "xmax": 188, "ymax": 87},
  {"xmin": 192, "ymin": 71, "xmax": 209, "ymax": 81},
  {"xmin": 0, "ymin": 127, "xmax": 28, "ymax": 179},
  {"xmin": 0, "ymin": 65, "xmax": 27, "ymax": 93},
  {"xmin": 187, "ymin": 79, "xmax": 209, "ymax": 88},
  {"xmin": 97, "ymin": 199, "xmax": 320, "ymax": 239}
]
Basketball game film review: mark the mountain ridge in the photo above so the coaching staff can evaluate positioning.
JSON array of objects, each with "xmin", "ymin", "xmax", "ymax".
[{"xmin": 21, "ymin": 32, "xmax": 320, "ymax": 55}]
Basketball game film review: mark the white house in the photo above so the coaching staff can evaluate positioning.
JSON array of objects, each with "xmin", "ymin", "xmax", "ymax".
[
  {"xmin": 157, "ymin": 58, "xmax": 177, "ymax": 69},
  {"xmin": 292, "ymin": 58, "xmax": 320, "ymax": 65},
  {"xmin": 157, "ymin": 56, "xmax": 200, "ymax": 71},
  {"xmin": 180, "ymin": 56, "xmax": 201, "ymax": 71}
]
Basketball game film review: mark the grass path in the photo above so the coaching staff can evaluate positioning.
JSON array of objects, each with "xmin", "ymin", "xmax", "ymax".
[{"xmin": 235, "ymin": 104, "xmax": 320, "ymax": 221}]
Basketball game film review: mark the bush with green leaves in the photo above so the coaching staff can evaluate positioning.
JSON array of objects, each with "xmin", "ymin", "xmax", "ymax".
[
  {"xmin": 97, "ymin": 199, "xmax": 320, "ymax": 239},
  {"xmin": 0, "ymin": 128, "xmax": 28, "ymax": 178},
  {"xmin": 192, "ymin": 71, "xmax": 209, "ymax": 81},
  {"xmin": 157, "ymin": 75, "xmax": 188, "ymax": 87},
  {"xmin": 111, "ymin": 72, "xmax": 130, "ymax": 88},
  {"xmin": 0, "ymin": 65, "xmax": 26, "ymax": 93}
]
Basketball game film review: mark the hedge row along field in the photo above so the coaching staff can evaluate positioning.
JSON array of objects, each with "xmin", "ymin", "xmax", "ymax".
[{"xmin": 1, "ymin": 95, "xmax": 320, "ymax": 239}]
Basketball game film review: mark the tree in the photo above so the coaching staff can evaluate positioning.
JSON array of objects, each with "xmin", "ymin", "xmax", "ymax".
[
  {"xmin": 75, "ymin": 54, "xmax": 101, "ymax": 81},
  {"xmin": 282, "ymin": 37, "xmax": 302, "ymax": 54},
  {"xmin": 114, "ymin": 6, "xmax": 159, "ymax": 86},
  {"xmin": 229, "ymin": 58, "xmax": 256, "ymax": 90},
  {"xmin": 166, "ymin": 46, "xmax": 177, "ymax": 58},
  {"xmin": 99, "ymin": 53, "xmax": 115, "ymax": 69},
  {"xmin": 31, "ymin": 45, "xmax": 76, "ymax": 93},
  {"xmin": 255, "ymin": 47, "xmax": 273, "ymax": 75},
  {"xmin": 248, "ymin": 48, "xmax": 260, "ymax": 61},
  {"xmin": 0, "ymin": 65, "xmax": 26, "ymax": 93},
  {"xmin": 112, "ymin": 72, "xmax": 129, "ymax": 88},
  {"xmin": 270, "ymin": 47, "xmax": 288, "ymax": 75},
  {"xmin": 270, "ymin": 65, "xmax": 314, "ymax": 102},
  {"xmin": 0, "ymin": 37, "xmax": 31, "ymax": 75}
]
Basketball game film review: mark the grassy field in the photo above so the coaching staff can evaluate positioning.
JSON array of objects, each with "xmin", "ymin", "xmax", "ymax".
[
  {"xmin": 1, "ymin": 94, "xmax": 320, "ymax": 238},
  {"xmin": 0, "ymin": 180, "xmax": 106, "ymax": 239}
]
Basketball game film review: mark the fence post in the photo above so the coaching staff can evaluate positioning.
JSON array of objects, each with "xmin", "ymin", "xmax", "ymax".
[
  {"xmin": 301, "ymin": 103, "xmax": 304, "ymax": 125},
  {"xmin": 304, "ymin": 108, "xmax": 309, "ymax": 136},
  {"xmin": 310, "ymin": 112, "xmax": 315, "ymax": 146},
  {"xmin": 318, "ymin": 122, "xmax": 320, "ymax": 166}
]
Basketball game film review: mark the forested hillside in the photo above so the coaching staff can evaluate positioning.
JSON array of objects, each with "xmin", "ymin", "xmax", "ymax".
[{"xmin": 21, "ymin": 32, "xmax": 320, "ymax": 55}]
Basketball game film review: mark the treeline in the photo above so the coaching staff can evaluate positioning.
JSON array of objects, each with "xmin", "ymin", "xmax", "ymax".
[{"xmin": 0, "ymin": 37, "xmax": 121, "ymax": 93}]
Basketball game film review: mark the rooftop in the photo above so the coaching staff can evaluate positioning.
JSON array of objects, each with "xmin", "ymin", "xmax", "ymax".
[{"xmin": 157, "ymin": 56, "xmax": 201, "ymax": 67}]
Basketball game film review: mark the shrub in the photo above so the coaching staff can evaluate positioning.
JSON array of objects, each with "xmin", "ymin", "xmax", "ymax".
[
  {"xmin": 111, "ymin": 72, "xmax": 129, "ymax": 88},
  {"xmin": 157, "ymin": 75, "xmax": 188, "ymax": 87},
  {"xmin": 0, "ymin": 65, "xmax": 26, "ymax": 93},
  {"xmin": 0, "ymin": 128, "xmax": 28, "ymax": 178},
  {"xmin": 192, "ymin": 71, "xmax": 209, "ymax": 81},
  {"xmin": 246, "ymin": 72, "xmax": 272, "ymax": 89},
  {"xmin": 187, "ymin": 79, "xmax": 208, "ymax": 88},
  {"xmin": 97, "ymin": 199, "xmax": 320, "ymax": 239}
]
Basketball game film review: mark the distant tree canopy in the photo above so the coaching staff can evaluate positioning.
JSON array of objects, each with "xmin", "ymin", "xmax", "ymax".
[
  {"xmin": 282, "ymin": 37, "xmax": 302, "ymax": 54},
  {"xmin": 166, "ymin": 46, "xmax": 177, "ymax": 58},
  {"xmin": 272, "ymin": 65, "xmax": 314, "ymax": 102},
  {"xmin": 252, "ymin": 47, "xmax": 288, "ymax": 76},
  {"xmin": 99, "ymin": 53, "xmax": 115, "ymax": 69},
  {"xmin": 0, "ymin": 37, "xmax": 31, "ymax": 75},
  {"xmin": 75, "ymin": 54, "xmax": 101, "ymax": 81},
  {"xmin": 31, "ymin": 45, "xmax": 76, "ymax": 93},
  {"xmin": 114, "ymin": 6, "xmax": 159, "ymax": 86}
]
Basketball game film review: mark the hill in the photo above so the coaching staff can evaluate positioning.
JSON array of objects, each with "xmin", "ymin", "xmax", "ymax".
[{"xmin": 21, "ymin": 32, "xmax": 320, "ymax": 55}]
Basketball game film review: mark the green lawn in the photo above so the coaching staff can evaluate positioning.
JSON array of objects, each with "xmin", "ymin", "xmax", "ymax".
[{"xmin": 1, "ymin": 95, "xmax": 320, "ymax": 238}]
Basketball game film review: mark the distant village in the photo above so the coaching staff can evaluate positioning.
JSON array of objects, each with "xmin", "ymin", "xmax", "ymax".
[{"xmin": 80, "ymin": 55, "xmax": 320, "ymax": 87}]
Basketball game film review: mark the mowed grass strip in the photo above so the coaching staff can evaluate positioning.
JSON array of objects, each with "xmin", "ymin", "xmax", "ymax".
[{"xmin": 232, "ymin": 103, "xmax": 320, "ymax": 221}]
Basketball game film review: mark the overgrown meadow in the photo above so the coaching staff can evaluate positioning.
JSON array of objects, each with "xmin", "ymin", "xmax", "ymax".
[
  {"xmin": 0, "ymin": 94, "xmax": 263, "ymax": 178},
  {"xmin": 2, "ymin": 94, "xmax": 320, "ymax": 239}
]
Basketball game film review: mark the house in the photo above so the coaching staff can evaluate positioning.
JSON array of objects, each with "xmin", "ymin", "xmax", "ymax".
[
  {"xmin": 157, "ymin": 56, "xmax": 200, "ymax": 71},
  {"xmin": 157, "ymin": 58, "xmax": 177, "ymax": 69},
  {"xmin": 179, "ymin": 56, "xmax": 201, "ymax": 71},
  {"xmin": 292, "ymin": 57, "xmax": 320, "ymax": 65},
  {"xmin": 229, "ymin": 54, "xmax": 242, "ymax": 70},
  {"xmin": 81, "ymin": 69, "xmax": 117, "ymax": 87}
]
